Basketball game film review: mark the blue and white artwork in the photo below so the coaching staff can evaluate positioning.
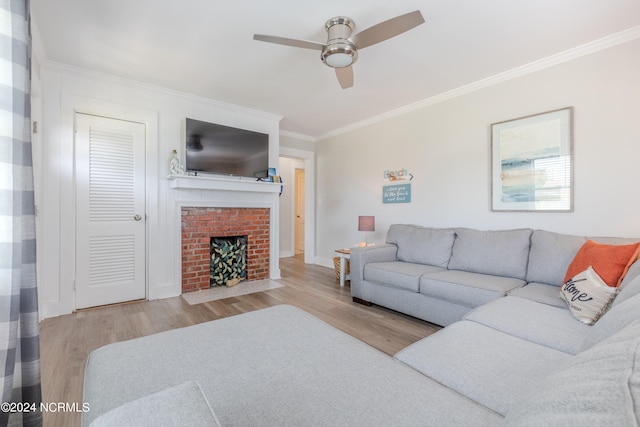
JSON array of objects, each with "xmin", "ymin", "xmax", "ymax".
[
  {"xmin": 383, "ymin": 168, "xmax": 413, "ymax": 204},
  {"xmin": 383, "ymin": 183, "xmax": 411, "ymax": 204},
  {"xmin": 492, "ymin": 108, "xmax": 573, "ymax": 212}
]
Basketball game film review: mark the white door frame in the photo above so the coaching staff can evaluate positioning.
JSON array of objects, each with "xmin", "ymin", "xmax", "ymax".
[
  {"xmin": 59, "ymin": 95, "xmax": 158, "ymax": 311},
  {"xmin": 279, "ymin": 147, "xmax": 315, "ymax": 264}
]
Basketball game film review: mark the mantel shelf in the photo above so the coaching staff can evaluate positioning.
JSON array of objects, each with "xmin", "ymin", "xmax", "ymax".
[{"xmin": 167, "ymin": 174, "xmax": 282, "ymax": 193}]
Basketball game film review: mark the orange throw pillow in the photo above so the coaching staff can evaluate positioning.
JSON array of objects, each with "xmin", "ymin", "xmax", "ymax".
[{"xmin": 563, "ymin": 240, "xmax": 640, "ymax": 287}]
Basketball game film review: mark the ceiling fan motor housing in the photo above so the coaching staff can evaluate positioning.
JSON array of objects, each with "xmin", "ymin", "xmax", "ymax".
[{"xmin": 321, "ymin": 16, "xmax": 358, "ymax": 68}]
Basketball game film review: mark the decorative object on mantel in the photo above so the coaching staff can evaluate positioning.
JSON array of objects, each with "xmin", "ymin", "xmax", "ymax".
[
  {"xmin": 383, "ymin": 168, "xmax": 413, "ymax": 204},
  {"xmin": 168, "ymin": 149, "xmax": 185, "ymax": 175},
  {"xmin": 266, "ymin": 167, "xmax": 277, "ymax": 182},
  {"xmin": 258, "ymin": 167, "xmax": 283, "ymax": 196},
  {"xmin": 491, "ymin": 107, "xmax": 573, "ymax": 212},
  {"xmin": 357, "ymin": 216, "xmax": 375, "ymax": 246},
  {"xmin": 273, "ymin": 175, "xmax": 283, "ymax": 196}
]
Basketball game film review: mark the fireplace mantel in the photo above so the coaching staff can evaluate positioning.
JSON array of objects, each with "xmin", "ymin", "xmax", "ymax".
[
  {"xmin": 168, "ymin": 174, "xmax": 282, "ymax": 193},
  {"xmin": 170, "ymin": 174, "xmax": 281, "ymax": 291}
]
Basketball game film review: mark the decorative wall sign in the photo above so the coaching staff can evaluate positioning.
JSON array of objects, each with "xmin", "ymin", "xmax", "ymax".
[
  {"xmin": 383, "ymin": 168, "xmax": 413, "ymax": 204},
  {"xmin": 491, "ymin": 107, "xmax": 573, "ymax": 212}
]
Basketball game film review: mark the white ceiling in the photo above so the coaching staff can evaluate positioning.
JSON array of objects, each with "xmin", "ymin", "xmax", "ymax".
[{"xmin": 31, "ymin": 0, "xmax": 640, "ymax": 139}]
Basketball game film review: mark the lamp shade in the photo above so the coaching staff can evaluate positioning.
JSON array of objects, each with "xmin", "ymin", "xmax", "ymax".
[{"xmin": 358, "ymin": 216, "xmax": 375, "ymax": 232}]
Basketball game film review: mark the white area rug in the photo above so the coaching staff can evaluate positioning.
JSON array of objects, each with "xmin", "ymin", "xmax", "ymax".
[{"xmin": 181, "ymin": 279, "xmax": 284, "ymax": 305}]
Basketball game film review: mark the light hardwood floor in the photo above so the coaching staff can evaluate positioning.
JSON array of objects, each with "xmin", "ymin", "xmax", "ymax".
[{"xmin": 40, "ymin": 255, "xmax": 440, "ymax": 427}]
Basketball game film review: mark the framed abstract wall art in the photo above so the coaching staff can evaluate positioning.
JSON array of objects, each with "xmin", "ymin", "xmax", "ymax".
[{"xmin": 491, "ymin": 107, "xmax": 573, "ymax": 212}]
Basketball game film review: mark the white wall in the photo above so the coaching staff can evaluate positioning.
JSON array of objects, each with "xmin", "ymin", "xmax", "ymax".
[
  {"xmin": 315, "ymin": 39, "xmax": 640, "ymax": 267},
  {"xmin": 37, "ymin": 63, "xmax": 281, "ymax": 318},
  {"xmin": 280, "ymin": 132, "xmax": 316, "ymax": 152}
]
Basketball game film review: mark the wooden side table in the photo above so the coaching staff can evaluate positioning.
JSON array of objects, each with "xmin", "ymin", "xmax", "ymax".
[{"xmin": 335, "ymin": 248, "xmax": 351, "ymax": 287}]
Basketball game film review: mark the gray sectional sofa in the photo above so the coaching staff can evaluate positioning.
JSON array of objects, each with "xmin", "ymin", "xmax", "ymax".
[
  {"xmin": 83, "ymin": 225, "xmax": 640, "ymax": 426},
  {"xmin": 350, "ymin": 224, "xmax": 638, "ymax": 326}
]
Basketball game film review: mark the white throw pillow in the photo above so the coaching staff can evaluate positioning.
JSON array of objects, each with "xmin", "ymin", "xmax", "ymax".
[{"xmin": 560, "ymin": 266, "xmax": 618, "ymax": 325}]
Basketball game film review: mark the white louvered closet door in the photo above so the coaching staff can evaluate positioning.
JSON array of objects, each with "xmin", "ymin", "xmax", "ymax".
[{"xmin": 75, "ymin": 113, "xmax": 146, "ymax": 309}]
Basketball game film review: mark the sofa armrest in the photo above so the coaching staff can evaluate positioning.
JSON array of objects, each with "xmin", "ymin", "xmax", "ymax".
[{"xmin": 350, "ymin": 244, "xmax": 398, "ymax": 285}]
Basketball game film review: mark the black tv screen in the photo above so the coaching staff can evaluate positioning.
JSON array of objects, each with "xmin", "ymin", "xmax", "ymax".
[{"xmin": 185, "ymin": 118, "xmax": 270, "ymax": 178}]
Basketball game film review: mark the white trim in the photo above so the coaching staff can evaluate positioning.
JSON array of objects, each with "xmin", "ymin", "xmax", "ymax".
[
  {"xmin": 279, "ymin": 147, "xmax": 316, "ymax": 264},
  {"xmin": 39, "ymin": 94, "xmax": 159, "ymax": 318},
  {"xmin": 168, "ymin": 175, "xmax": 283, "ymax": 193},
  {"xmin": 317, "ymin": 26, "xmax": 640, "ymax": 141},
  {"xmin": 280, "ymin": 130, "xmax": 317, "ymax": 142}
]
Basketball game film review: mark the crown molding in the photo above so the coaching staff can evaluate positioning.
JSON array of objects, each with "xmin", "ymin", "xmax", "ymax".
[
  {"xmin": 316, "ymin": 25, "xmax": 640, "ymax": 141},
  {"xmin": 280, "ymin": 130, "xmax": 317, "ymax": 142}
]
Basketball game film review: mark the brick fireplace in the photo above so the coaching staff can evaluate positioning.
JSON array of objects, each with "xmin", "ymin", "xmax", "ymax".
[{"xmin": 181, "ymin": 207, "xmax": 270, "ymax": 293}]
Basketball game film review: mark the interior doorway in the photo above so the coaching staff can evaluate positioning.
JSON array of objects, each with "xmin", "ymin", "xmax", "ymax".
[
  {"xmin": 294, "ymin": 168, "xmax": 305, "ymax": 255},
  {"xmin": 279, "ymin": 146, "xmax": 315, "ymax": 264}
]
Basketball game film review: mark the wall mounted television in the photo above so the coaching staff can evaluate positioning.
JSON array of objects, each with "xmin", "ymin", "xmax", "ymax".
[{"xmin": 185, "ymin": 118, "xmax": 270, "ymax": 178}]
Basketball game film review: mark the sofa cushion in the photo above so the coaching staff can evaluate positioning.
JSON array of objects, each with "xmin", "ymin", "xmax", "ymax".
[
  {"xmin": 507, "ymin": 283, "xmax": 566, "ymax": 308},
  {"xmin": 563, "ymin": 240, "xmax": 640, "ymax": 287},
  {"xmin": 395, "ymin": 320, "xmax": 572, "ymax": 416},
  {"xmin": 464, "ymin": 296, "xmax": 590, "ymax": 354},
  {"xmin": 364, "ymin": 261, "xmax": 444, "ymax": 293},
  {"xmin": 385, "ymin": 225, "xmax": 456, "ymax": 268},
  {"xmin": 420, "ymin": 270, "xmax": 525, "ymax": 309},
  {"xmin": 560, "ymin": 266, "xmax": 619, "ymax": 325},
  {"xmin": 448, "ymin": 228, "xmax": 532, "ymax": 279},
  {"xmin": 613, "ymin": 260, "xmax": 640, "ymax": 307},
  {"xmin": 505, "ymin": 319, "xmax": 640, "ymax": 426},
  {"xmin": 525, "ymin": 230, "xmax": 585, "ymax": 286},
  {"xmin": 580, "ymin": 293, "xmax": 640, "ymax": 352},
  {"xmin": 90, "ymin": 381, "xmax": 221, "ymax": 427}
]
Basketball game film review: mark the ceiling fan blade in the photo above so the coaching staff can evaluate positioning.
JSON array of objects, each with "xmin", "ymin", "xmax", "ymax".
[
  {"xmin": 253, "ymin": 34, "xmax": 325, "ymax": 51},
  {"xmin": 351, "ymin": 10, "xmax": 425, "ymax": 49},
  {"xmin": 335, "ymin": 66, "xmax": 353, "ymax": 89}
]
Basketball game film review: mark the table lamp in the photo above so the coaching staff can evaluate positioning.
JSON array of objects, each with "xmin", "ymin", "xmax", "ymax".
[{"xmin": 358, "ymin": 216, "xmax": 375, "ymax": 246}]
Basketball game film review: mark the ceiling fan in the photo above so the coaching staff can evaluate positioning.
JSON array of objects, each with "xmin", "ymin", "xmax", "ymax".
[{"xmin": 253, "ymin": 10, "xmax": 425, "ymax": 89}]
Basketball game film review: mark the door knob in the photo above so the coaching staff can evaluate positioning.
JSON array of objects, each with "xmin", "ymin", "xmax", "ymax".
[{"xmin": 134, "ymin": 214, "xmax": 142, "ymax": 221}]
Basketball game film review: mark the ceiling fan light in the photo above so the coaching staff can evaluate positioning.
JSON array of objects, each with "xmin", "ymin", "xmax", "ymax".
[
  {"xmin": 325, "ymin": 52, "xmax": 353, "ymax": 68},
  {"xmin": 321, "ymin": 41, "xmax": 358, "ymax": 68}
]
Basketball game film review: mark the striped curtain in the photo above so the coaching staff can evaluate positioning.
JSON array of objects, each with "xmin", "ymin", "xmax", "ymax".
[{"xmin": 0, "ymin": 1, "xmax": 43, "ymax": 426}]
